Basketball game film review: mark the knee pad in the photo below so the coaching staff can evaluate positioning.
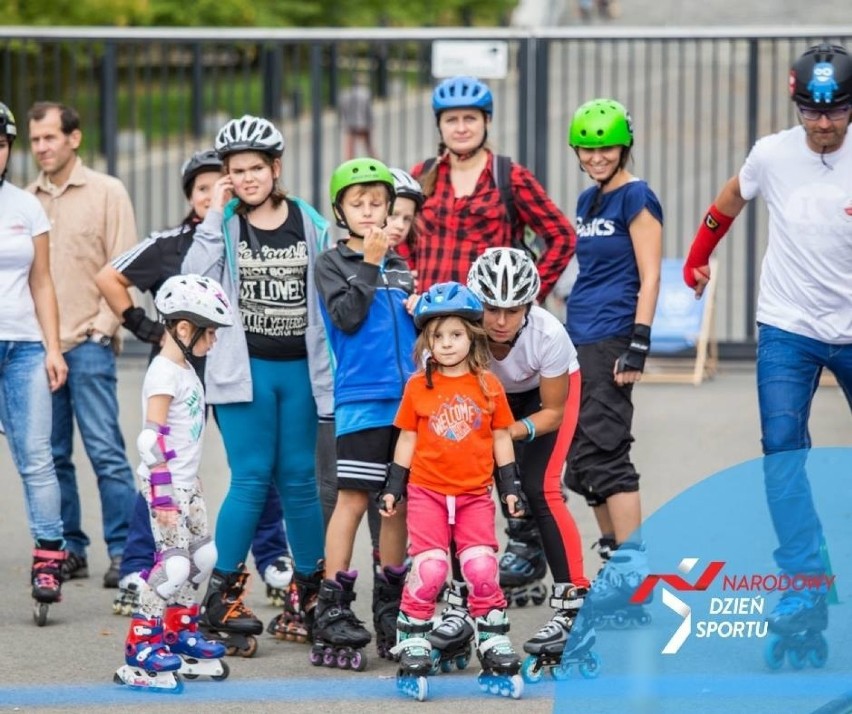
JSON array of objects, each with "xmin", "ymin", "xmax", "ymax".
[
  {"xmin": 189, "ymin": 536, "xmax": 217, "ymax": 585},
  {"xmin": 459, "ymin": 545, "xmax": 499, "ymax": 599},
  {"xmin": 406, "ymin": 549, "xmax": 448, "ymax": 604},
  {"xmin": 147, "ymin": 548, "xmax": 191, "ymax": 600}
]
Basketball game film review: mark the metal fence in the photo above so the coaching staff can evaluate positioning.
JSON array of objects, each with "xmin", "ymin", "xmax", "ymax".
[{"xmin": 2, "ymin": 25, "xmax": 851, "ymax": 350}]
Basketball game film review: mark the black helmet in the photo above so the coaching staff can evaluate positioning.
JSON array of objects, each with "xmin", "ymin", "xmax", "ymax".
[
  {"xmin": 0, "ymin": 101, "xmax": 16, "ymax": 142},
  {"xmin": 789, "ymin": 43, "xmax": 852, "ymax": 109},
  {"xmin": 180, "ymin": 149, "xmax": 223, "ymax": 198}
]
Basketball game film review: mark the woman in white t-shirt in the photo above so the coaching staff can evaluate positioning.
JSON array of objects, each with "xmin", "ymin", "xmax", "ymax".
[{"xmin": 0, "ymin": 101, "xmax": 68, "ymax": 620}]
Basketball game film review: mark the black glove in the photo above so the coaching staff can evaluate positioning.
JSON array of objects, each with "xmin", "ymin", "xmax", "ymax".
[
  {"xmin": 377, "ymin": 462, "xmax": 409, "ymax": 513},
  {"xmin": 495, "ymin": 463, "xmax": 528, "ymax": 518},
  {"xmin": 122, "ymin": 306, "xmax": 165, "ymax": 344},
  {"xmin": 615, "ymin": 323, "xmax": 651, "ymax": 374}
]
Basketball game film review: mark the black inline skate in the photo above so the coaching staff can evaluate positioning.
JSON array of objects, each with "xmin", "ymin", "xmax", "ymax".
[
  {"xmin": 394, "ymin": 612, "xmax": 433, "ymax": 702},
  {"xmin": 499, "ymin": 518, "xmax": 547, "ymax": 607},
  {"xmin": 427, "ymin": 579, "xmax": 475, "ymax": 673},
  {"xmin": 587, "ymin": 543, "xmax": 652, "ymax": 629},
  {"xmin": 764, "ymin": 589, "xmax": 828, "ymax": 670},
  {"xmin": 199, "ymin": 565, "xmax": 264, "ymax": 657},
  {"xmin": 475, "ymin": 608, "xmax": 524, "ymax": 698},
  {"xmin": 309, "ymin": 570, "xmax": 372, "ymax": 670},
  {"xmin": 267, "ymin": 562, "xmax": 323, "ymax": 643},
  {"xmin": 521, "ymin": 584, "xmax": 600, "ymax": 683},
  {"xmin": 31, "ymin": 544, "xmax": 65, "ymax": 627},
  {"xmin": 373, "ymin": 564, "xmax": 408, "ymax": 660}
]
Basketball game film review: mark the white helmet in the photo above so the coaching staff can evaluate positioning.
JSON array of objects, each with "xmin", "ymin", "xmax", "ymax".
[
  {"xmin": 389, "ymin": 168, "xmax": 424, "ymax": 209},
  {"xmin": 155, "ymin": 274, "xmax": 234, "ymax": 328},
  {"xmin": 215, "ymin": 115, "xmax": 285, "ymax": 159},
  {"xmin": 467, "ymin": 247, "xmax": 541, "ymax": 308}
]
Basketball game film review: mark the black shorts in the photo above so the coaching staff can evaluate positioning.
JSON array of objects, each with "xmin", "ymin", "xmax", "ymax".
[
  {"xmin": 336, "ymin": 426, "xmax": 399, "ymax": 493},
  {"xmin": 565, "ymin": 337, "xmax": 640, "ymax": 506}
]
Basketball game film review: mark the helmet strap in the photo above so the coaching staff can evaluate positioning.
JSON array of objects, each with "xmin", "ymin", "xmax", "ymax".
[{"xmin": 167, "ymin": 323, "xmax": 205, "ymax": 362}]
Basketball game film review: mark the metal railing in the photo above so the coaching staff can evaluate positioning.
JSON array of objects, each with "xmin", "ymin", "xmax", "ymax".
[{"xmin": 2, "ymin": 25, "xmax": 851, "ymax": 349}]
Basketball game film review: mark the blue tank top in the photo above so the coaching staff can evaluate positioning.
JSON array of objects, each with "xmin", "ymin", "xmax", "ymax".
[{"xmin": 566, "ymin": 179, "xmax": 663, "ymax": 345}]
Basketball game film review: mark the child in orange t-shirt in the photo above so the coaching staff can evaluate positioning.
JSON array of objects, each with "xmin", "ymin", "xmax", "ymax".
[{"xmin": 379, "ymin": 281, "xmax": 526, "ymax": 701}]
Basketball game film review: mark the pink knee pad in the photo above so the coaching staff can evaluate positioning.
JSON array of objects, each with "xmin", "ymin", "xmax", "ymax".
[
  {"xmin": 406, "ymin": 549, "xmax": 449, "ymax": 604},
  {"xmin": 460, "ymin": 545, "xmax": 499, "ymax": 599}
]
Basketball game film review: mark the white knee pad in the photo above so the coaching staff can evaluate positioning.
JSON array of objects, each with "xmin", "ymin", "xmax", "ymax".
[
  {"xmin": 406, "ymin": 549, "xmax": 449, "ymax": 604},
  {"xmin": 189, "ymin": 536, "xmax": 217, "ymax": 585},
  {"xmin": 147, "ymin": 548, "xmax": 191, "ymax": 600},
  {"xmin": 460, "ymin": 545, "xmax": 499, "ymax": 599}
]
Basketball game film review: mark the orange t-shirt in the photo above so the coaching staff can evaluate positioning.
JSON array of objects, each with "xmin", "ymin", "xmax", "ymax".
[{"xmin": 394, "ymin": 370, "xmax": 514, "ymax": 496}]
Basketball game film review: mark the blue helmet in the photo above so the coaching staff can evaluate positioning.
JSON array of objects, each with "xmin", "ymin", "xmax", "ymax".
[
  {"xmin": 432, "ymin": 76, "xmax": 493, "ymax": 118},
  {"xmin": 413, "ymin": 282, "xmax": 484, "ymax": 330}
]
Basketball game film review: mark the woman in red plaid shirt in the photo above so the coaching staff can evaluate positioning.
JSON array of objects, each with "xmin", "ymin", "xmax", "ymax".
[{"xmin": 410, "ymin": 75, "xmax": 575, "ymax": 300}]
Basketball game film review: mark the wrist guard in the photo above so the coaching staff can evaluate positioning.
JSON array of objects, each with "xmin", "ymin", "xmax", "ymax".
[
  {"xmin": 122, "ymin": 306, "xmax": 165, "ymax": 344},
  {"xmin": 377, "ymin": 462, "xmax": 409, "ymax": 512},
  {"xmin": 149, "ymin": 469, "xmax": 178, "ymax": 511},
  {"xmin": 495, "ymin": 463, "xmax": 528, "ymax": 518},
  {"xmin": 683, "ymin": 204, "xmax": 733, "ymax": 287},
  {"xmin": 615, "ymin": 324, "xmax": 651, "ymax": 374}
]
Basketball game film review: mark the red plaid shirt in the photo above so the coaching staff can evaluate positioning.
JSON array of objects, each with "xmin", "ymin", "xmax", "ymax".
[{"xmin": 410, "ymin": 151, "xmax": 575, "ymax": 299}]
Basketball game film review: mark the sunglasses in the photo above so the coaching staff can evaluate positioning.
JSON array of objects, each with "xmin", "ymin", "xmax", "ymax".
[{"xmin": 797, "ymin": 104, "xmax": 851, "ymax": 121}]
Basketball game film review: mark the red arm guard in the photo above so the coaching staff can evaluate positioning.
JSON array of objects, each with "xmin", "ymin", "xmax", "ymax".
[{"xmin": 683, "ymin": 204, "xmax": 734, "ymax": 287}]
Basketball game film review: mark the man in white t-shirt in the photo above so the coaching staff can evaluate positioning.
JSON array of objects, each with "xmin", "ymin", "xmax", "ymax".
[{"xmin": 682, "ymin": 44, "xmax": 852, "ymax": 639}]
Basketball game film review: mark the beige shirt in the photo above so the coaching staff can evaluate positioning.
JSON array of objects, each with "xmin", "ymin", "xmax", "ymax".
[{"xmin": 28, "ymin": 157, "xmax": 137, "ymax": 353}]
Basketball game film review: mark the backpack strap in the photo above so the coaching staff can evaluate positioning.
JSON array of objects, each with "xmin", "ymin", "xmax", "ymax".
[
  {"xmin": 492, "ymin": 154, "xmax": 519, "ymax": 230},
  {"xmin": 421, "ymin": 157, "xmax": 437, "ymax": 176}
]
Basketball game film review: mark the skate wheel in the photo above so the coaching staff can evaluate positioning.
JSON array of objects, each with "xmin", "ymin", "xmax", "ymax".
[
  {"xmin": 211, "ymin": 660, "xmax": 230, "ymax": 681},
  {"xmin": 764, "ymin": 636, "xmax": 785, "ymax": 670},
  {"xmin": 350, "ymin": 650, "xmax": 367, "ymax": 672},
  {"xmin": 309, "ymin": 649, "xmax": 323, "ymax": 666},
  {"xmin": 787, "ymin": 648, "xmax": 806, "ymax": 670},
  {"xmin": 33, "ymin": 602, "xmax": 49, "ymax": 627},
  {"xmin": 638, "ymin": 612, "xmax": 652, "ymax": 626},
  {"xmin": 336, "ymin": 653, "xmax": 351, "ymax": 669},
  {"xmin": 551, "ymin": 664, "xmax": 571, "ymax": 681},
  {"xmin": 183, "ymin": 673, "xmax": 199, "ymax": 680},
  {"xmin": 578, "ymin": 652, "xmax": 602, "ymax": 679},
  {"xmin": 439, "ymin": 659, "xmax": 451, "ymax": 674},
  {"xmin": 809, "ymin": 637, "xmax": 828, "ymax": 668},
  {"xmin": 514, "ymin": 596, "xmax": 529, "ymax": 608},
  {"xmin": 455, "ymin": 655, "xmax": 469, "ymax": 671},
  {"xmin": 521, "ymin": 655, "xmax": 543, "ymax": 684},
  {"xmin": 238, "ymin": 636, "xmax": 258, "ymax": 658},
  {"xmin": 322, "ymin": 650, "xmax": 336, "ymax": 667},
  {"xmin": 509, "ymin": 674, "xmax": 524, "ymax": 699},
  {"xmin": 612, "ymin": 612, "xmax": 629, "ymax": 629},
  {"xmin": 531, "ymin": 593, "xmax": 546, "ymax": 606}
]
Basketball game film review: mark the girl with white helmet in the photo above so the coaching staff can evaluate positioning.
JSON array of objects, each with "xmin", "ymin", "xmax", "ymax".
[
  {"xmin": 114, "ymin": 274, "xmax": 233, "ymax": 692},
  {"xmin": 182, "ymin": 115, "xmax": 332, "ymax": 653},
  {"xmin": 0, "ymin": 99, "xmax": 68, "ymax": 625},
  {"xmin": 385, "ymin": 167, "xmax": 424, "ymax": 266},
  {"xmin": 459, "ymin": 247, "xmax": 597, "ymax": 682}
]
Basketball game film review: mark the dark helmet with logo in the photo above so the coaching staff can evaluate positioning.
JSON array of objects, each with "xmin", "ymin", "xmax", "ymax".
[{"xmin": 789, "ymin": 43, "xmax": 852, "ymax": 109}]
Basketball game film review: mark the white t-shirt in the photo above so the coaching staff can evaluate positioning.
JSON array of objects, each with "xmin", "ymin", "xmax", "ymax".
[
  {"xmin": 138, "ymin": 355, "xmax": 206, "ymax": 488},
  {"xmin": 739, "ymin": 126, "xmax": 852, "ymax": 344},
  {"xmin": 0, "ymin": 182, "xmax": 52, "ymax": 341},
  {"xmin": 488, "ymin": 305, "xmax": 580, "ymax": 393}
]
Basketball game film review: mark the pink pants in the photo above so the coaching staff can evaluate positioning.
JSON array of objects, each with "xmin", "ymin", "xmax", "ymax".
[{"xmin": 401, "ymin": 484, "xmax": 506, "ymax": 620}]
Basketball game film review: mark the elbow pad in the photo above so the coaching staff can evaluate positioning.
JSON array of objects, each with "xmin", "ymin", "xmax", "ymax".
[{"xmin": 137, "ymin": 421, "xmax": 176, "ymax": 467}]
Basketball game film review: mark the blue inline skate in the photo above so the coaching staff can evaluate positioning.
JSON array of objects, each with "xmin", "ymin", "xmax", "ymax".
[
  {"xmin": 114, "ymin": 615, "xmax": 183, "ymax": 693},
  {"xmin": 764, "ymin": 589, "xmax": 828, "ymax": 670},
  {"xmin": 587, "ymin": 543, "xmax": 652, "ymax": 629},
  {"xmin": 163, "ymin": 604, "xmax": 229, "ymax": 681}
]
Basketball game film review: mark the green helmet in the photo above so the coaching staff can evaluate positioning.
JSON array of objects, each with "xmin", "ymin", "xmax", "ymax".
[
  {"xmin": 329, "ymin": 158, "xmax": 395, "ymax": 231},
  {"xmin": 568, "ymin": 98, "xmax": 633, "ymax": 149}
]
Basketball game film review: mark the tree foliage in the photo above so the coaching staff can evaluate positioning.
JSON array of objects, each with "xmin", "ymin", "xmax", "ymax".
[{"xmin": 5, "ymin": 0, "xmax": 515, "ymax": 27}]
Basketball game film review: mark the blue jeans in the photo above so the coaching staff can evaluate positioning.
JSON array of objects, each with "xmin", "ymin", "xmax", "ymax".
[
  {"xmin": 214, "ymin": 357, "xmax": 324, "ymax": 575},
  {"xmin": 52, "ymin": 341, "xmax": 136, "ymax": 559},
  {"xmin": 0, "ymin": 341, "xmax": 63, "ymax": 544},
  {"xmin": 119, "ymin": 484, "xmax": 289, "ymax": 578},
  {"xmin": 757, "ymin": 324, "xmax": 852, "ymax": 574}
]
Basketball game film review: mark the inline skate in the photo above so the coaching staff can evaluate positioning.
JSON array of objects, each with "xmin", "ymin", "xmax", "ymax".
[
  {"xmin": 267, "ymin": 562, "xmax": 323, "ymax": 643},
  {"xmin": 427, "ymin": 580, "xmax": 475, "ymax": 673},
  {"xmin": 587, "ymin": 543, "xmax": 652, "ymax": 629},
  {"xmin": 373, "ymin": 564, "xmax": 408, "ymax": 660},
  {"xmin": 199, "ymin": 565, "xmax": 263, "ymax": 657},
  {"xmin": 113, "ymin": 571, "xmax": 145, "ymax": 616},
  {"xmin": 31, "ymin": 545, "xmax": 65, "ymax": 627},
  {"xmin": 114, "ymin": 614, "xmax": 183, "ymax": 692},
  {"xmin": 475, "ymin": 608, "xmax": 524, "ymax": 698},
  {"xmin": 499, "ymin": 518, "xmax": 548, "ymax": 607},
  {"xmin": 309, "ymin": 571, "xmax": 372, "ymax": 670},
  {"xmin": 764, "ymin": 589, "xmax": 828, "ymax": 670},
  {"xmin": 263, "ymin": 555, "xmax": 294, "ymax": 608},
  {"xmin": 163, "ymin": 604, "xmax": 229, "ymax": 681},
  {"xmin": 392, "ymin": 612, "xmax": 433, "ymax": 701},
  {"xmin": 522, "ymin": 584, "xmax": 600, "ymax": 683}
]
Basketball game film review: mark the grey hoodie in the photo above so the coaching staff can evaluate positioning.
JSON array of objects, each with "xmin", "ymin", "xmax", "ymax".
[{"xmin": 182, "ymin": 196, "xmax": 334, "ymax": 416}]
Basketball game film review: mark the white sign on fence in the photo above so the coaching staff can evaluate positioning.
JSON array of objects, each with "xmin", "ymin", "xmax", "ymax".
[{"xmin": 431, "ymin": 41, "xmax": 509, "ymax": 80}]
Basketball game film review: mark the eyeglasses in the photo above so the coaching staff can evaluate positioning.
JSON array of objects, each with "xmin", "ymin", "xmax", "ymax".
[{"xmin": 797, "ymin": 104, "xmax": 851, "ymax": 121}]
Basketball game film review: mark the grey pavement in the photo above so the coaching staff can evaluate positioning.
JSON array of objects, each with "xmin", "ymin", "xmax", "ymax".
[{"xmin": 0, "ymin": 356, "xmax": 848, "ymax": 712}]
